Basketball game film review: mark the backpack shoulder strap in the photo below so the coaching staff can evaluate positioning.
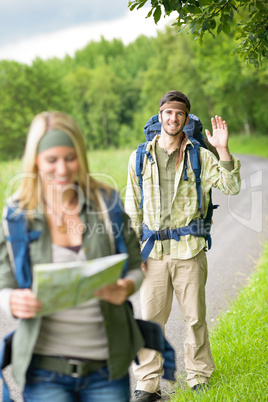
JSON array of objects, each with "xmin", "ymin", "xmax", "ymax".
[
  {"xmin": 99, "ymin": 189, "xmax": 128, "ymax": 277},
  {"xmin": 2, "ymin": 203, "xmax": 41, "ymax": 288},
  {"xmin": 136, "ymin": 141, "xmax": 155, "ymax": 210},
  {"xmin": 183, "ymin": 140, "xmax": 203, "ymax": 215},
  {"xmin": 0, "ymin": 205, "xmax": 42, "ymax": 400}
]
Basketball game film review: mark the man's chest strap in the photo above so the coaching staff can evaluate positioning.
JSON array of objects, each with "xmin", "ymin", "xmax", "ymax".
[{"xmin": 140, "ymin": 219, "xmax": 212, "ymax": 262}]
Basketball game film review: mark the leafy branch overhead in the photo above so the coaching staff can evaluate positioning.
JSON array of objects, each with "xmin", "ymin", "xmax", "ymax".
[{"xmin": 128, "ymin": 0, "xmax": 268, "ymax": 66}]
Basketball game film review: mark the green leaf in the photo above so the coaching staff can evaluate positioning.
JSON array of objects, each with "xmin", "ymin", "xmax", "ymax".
[
  {"xmin": 177, "ymin": 25, "xmax": 186, "ymax": 34},
  {"xmin": 217, "ymin": 23, "xmax": 223, "ymax": 34},
  {"xmin": 153, "ymin": 6, "xmax": 162, "ymax": 24},
  {"xmin": 146, "ymin": 9, "xmax": 153, "ymax": 18},
  {"xmin": 223, "ymin": 23, "xmax": 231, "ymax": 35},
  {"xmin": 190, "ymin": 23, "xmax": 197, "ymax": 34},
  {"xmin": 198, "ymin": 0, "xmax": 209, "ymax": 6},
  {"xmin": 202, "ymin": 21, "xmax": 209, "ymax": 31},
  {"xmin": 210, "ymin": 19, "xmax": 216, "ymax": 29},
  {"xmin": 187, "ymin": 5, "xmax": 199, "ymax": 14},
  {"xmin": 256, "ymin": 1, "xmax": 265, "ymax": 10}
]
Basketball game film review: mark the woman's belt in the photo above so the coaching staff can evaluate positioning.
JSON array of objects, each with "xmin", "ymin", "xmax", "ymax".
[{"xmin": 31, "ymin": 354, "xmax": 107, "ymax": 378}]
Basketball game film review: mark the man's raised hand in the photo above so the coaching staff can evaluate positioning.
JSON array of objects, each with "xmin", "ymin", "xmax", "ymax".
[{"xmin": 205, "ymin": 115, "xmax": 231, "ymax": 161}]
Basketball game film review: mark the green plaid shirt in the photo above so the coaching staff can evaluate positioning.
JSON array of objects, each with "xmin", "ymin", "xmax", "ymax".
[{"xmin": 125, "ymin": 135, "xmax": 241, "ymax": 260}]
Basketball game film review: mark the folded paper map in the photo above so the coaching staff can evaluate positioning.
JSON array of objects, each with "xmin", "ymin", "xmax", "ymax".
[{"xmin": 32, "ymin": 253, "xmax": 128, "ymax": 316}]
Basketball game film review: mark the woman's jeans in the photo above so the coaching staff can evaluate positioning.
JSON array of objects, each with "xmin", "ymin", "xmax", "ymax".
[{"xmin": 23, "ymin": 366, "xmax": 130, "ymax": 402}]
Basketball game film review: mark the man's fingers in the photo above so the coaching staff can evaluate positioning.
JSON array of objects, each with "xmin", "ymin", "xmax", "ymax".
[
  {"xmin": 216, "ymin": 115, "xmax": 223, "ymax": 129},
  {"xmin": 211, "ymin": 117, "xmax": 216, "ymax": 130},
  {"xmin": 205, "ymin": 129, "xmax": 211, "ymax": 138}
]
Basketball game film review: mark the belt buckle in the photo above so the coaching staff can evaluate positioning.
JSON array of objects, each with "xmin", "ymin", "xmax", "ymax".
[
  {"xmin": 159, "ymin": 229, "xmax": 169, "ymax": 241},
  {"xmin": 68, "ymin": 359, "xmax": 86, "ymax": 378}
]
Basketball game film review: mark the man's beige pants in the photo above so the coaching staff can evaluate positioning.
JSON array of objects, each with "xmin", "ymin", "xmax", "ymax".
[{"xmin": 133, "ymin": 250, "xmax": 215, "ymax": 392}]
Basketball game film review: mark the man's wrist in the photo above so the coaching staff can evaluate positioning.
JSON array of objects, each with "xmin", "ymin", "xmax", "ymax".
[{"xmin": 216, "ymin": 146, "xmax": 232, "ymax": 161}]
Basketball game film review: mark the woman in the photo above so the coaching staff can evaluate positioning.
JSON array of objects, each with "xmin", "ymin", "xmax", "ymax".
[{"xmin": 0, "ymin": 111, "xmax": 144, "ymax": 401}]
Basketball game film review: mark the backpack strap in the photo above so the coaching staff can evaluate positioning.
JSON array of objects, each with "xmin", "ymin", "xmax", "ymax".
[
  {"xmin": 2, "ymin": 204, "xmax": 41, "ymax": 289},
  {"xmin": 0, "ymin": 204, "xmax": 42, "ymax": 401},
  {"xmin": 99, "ymin": 189, "xmax": 128, "ymax": 277},
  {"xmin": 183, "ymin": 113, "xmax": 207, "ymax": 149},
  {"xmin": 136, "ymin": 142, "xmax": 155, "ymax": 210},
  {"xmin": 183, "ymin": 140, "xmax": 203, "ymax": 215}
]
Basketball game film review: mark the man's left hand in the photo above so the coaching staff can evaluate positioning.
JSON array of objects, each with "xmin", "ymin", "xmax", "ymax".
[{"xmin": 205, "ymin": 115, "xmax": 232, "ymax": 161}]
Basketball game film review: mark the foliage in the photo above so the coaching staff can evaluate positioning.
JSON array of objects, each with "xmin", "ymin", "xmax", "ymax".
[
  {"xmin": 0, "ymin": 26, "xmax": 267, "ymax": 159},
  {"xmin": 0, "ymin": 59, "xmax": 72, "ymax": 159},
  {"xmin": 128, "ymin": 0, "xmax": 268, "ymax": 66}
]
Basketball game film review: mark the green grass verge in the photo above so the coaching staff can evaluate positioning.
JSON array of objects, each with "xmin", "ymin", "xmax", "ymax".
[
  {"xmin": 0, "ymin": 148, "xmax": 132, "ymax": 212},
  {"xmin": 169, "ymin": 242, "xmax": 268, "ymax": 402},
  {"xmin": 88, "ymin": 147, "xmax": 132, "ymax": 194},
  {"xmin": 229, "ymin": 135, "xmax": 268, "ymax": 159}
]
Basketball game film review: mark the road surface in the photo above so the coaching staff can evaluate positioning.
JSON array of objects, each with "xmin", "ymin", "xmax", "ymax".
[{"xmin": 1, "ymin": 154, "xmax": 267, "ymax": 401}]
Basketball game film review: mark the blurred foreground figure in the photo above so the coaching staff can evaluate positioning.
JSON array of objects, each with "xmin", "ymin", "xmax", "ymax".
[{"xmin": 0, "ymin": 111, "xmax": 144, "ymax": 402}]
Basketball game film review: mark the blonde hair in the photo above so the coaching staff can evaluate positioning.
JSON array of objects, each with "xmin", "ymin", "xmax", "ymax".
[{"xmin": 15, "ymin": 111, "xmax": 109, "ymax": 213}]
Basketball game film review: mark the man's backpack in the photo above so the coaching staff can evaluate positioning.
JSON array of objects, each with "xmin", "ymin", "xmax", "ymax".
[{"xmin": 136, "ymin": 114, "xmax": 219, "ymax": 262}]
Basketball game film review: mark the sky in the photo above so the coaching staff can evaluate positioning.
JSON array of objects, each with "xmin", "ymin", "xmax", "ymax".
[{"xmin": 0, "ymin": 0, "xmax": 174, "ymax": 65}]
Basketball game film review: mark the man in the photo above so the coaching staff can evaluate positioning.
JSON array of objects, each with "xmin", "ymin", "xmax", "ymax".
[{"xmin": 125, "ymin": 90, "xmax": 241, "ymax": 401}]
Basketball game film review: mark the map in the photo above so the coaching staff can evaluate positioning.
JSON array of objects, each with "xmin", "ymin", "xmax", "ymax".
[{"xmin": 32, "ymin": 253, "xmax": 128, "ymax": 316}]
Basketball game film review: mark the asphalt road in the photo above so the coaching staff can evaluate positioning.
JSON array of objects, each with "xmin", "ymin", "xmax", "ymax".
[{"xmin": 1, "ymin": 154, "xmax": 268, "ymax": 401}]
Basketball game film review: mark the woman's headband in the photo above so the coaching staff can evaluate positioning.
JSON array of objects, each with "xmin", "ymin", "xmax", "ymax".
[{"xmin": 37, "ymin": 130, "xmax": 75, "ymax": 154}]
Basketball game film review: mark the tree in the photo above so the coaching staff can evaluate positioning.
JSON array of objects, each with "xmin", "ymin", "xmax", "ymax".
[
  {"xmin": 84, "ymin": 64, "xmax": 122, "ymax": 149},
  {"xmin": 0, "ymin": 61, "xmax": 31, "ymax": 159},
  {"xmin": 0, "ymin": 59, "xmax": 72, "ymax": 159},
  {"xmin": 128, "ymin": 0, "xmax": 268, "ymax": 66}
]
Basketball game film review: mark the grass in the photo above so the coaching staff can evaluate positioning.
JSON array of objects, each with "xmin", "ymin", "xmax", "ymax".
[
  {"xmin": 228, "ymin": 135, "xmax": 268, "ymax": 159},
  {"xmin": 168, "ymin": 242, "xmax": 268, "ymax": 402},
  {"xmin": 0, "ymin": 148, "xmax": 132, "ymax": 212},
  {"xmin": 88, "ymin": 147, "xmax": 132, "ymax": 195}
]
